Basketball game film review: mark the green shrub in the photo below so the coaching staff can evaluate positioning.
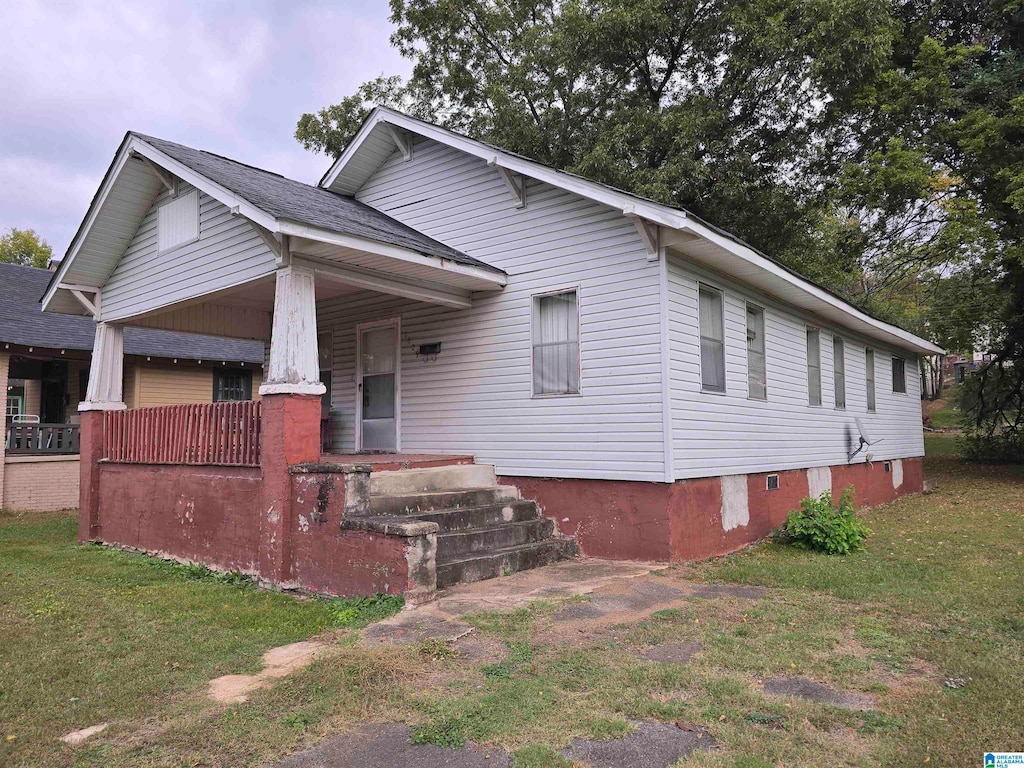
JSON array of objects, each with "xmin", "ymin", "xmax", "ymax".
[{"xmin": 773, "ymin": 487, "xmax": 870, "ymax": 555}]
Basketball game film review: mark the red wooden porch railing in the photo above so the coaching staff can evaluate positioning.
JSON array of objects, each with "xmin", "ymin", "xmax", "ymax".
[{"xmin": 102, "ymin": 401, "xmax": 261, "ymax": 467}]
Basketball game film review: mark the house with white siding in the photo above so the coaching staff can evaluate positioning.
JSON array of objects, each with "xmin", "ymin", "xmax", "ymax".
[{"xmin": 41, "ymin": 107, "xmax": 942, "ymax": 599}]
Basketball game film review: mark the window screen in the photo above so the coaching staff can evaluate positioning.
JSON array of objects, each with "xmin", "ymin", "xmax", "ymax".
[
  {"xmin": 865, "ymin": 348, "xmax": 876, "ymax": 412},
  {"xmin": 532, "ymin": 290, "xmax": 580, "ymax": 395},
  {"xmin": 157, "ymin": 189, "xmax": 198, "ymax": 252},
  {"xmin": 747, "ymin": 305, "xmax": 766, "ymax": 399},
  {"xmin": 807, "ymin": 328, "xmax": 821, "ymax": 405},
  {"xmin": 213, "ymin": 369, "xmax": 252, "ymax": 402},
  {"xmin": 892, "ymin": 356, "xmax": 906, "ymax": 393},
  {"xmin": 699, "ymin": 286, "xmax": 726, "ymax": 392},
  {"xmin": 833, "ymin": 336, "xmax": 846, "ymax": 409}
]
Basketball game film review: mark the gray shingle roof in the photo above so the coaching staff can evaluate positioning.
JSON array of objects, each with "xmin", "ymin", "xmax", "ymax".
[
  {"xmin": 2, "ymin": 262, "xmax": 264, "ymax": 363},
  {"xmin": 134, "ymin": 133, "xmax": 503, "ymax": 274}
]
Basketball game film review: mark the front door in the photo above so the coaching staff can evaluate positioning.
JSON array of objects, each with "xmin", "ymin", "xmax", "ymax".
[{"xmin": 357, "ymin": 320, "xmax": 399, "ymax": 452}]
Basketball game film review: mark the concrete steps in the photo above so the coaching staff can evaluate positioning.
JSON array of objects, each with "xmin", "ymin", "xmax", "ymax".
[
  {"xmin": 436, "ymin": 538, "xmax": 580, "ymax": 589},
  {"xmin": 364, "ymin": 463, "xmax": 577, "ymax": 589}
]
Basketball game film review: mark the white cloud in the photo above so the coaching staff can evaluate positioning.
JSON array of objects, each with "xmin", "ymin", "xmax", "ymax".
[{"xmin": 0, "ymin": 0, "xmax": 411, "ymax": 253}]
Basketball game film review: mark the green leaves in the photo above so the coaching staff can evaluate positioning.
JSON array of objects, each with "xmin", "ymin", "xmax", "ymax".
[
  {"xmin": 0, "ymin": 227, "xmax": 51, "ymax": 269},
  {"xmin": 775, "ymin": 487, "xmax": 871, "ymax": 555}
]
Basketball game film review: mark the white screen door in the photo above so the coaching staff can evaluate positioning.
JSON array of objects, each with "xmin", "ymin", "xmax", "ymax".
[{"xmin": 357, "ymin": 321, "xmax": 399, "ymax": 451}]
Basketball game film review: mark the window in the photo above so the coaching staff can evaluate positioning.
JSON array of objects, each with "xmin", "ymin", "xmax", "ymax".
[
  {"xmin": 766, "ymin": 474, "xmax": 780, "ymax": 491},
  {"xmin": 746, "ymin": 304, "xmax": 767, "ymax": 399},
  {"xmin": 806, "ymin": 328, "xmax": 822, "ymax": 406},
  {"xmin": 157, "ymin": 189, "xmax": 199, "ymax": 252},
  {"xmin": 213, "ymin": 368, "xmax": 253, "ymax": 402},
  {"xmin": 5, "ymin": 395, "xmax": 22, "ymax": 420},
  {"xmin": 865, "ymin": 348, "xmax": 876, "ymax": 412},
  {"xmin": 892, "ymin": 356, "xmax": 906, "ymax": 393},
  {"xmin": 833, "ymin": 336, "xmax": 846, "ymax": 409},
  {"xmin": 699, "ymin": 286, "xmax": 726, "ymax": 392},
  {"xmin": 532, "ymin": 290, "xmax": 580, "ymax": 395}
]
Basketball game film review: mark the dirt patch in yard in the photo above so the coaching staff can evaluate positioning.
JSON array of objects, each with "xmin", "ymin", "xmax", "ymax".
[
  {"xmin": 208, "ymin": 641, "xmax": 327, "ymax": 703},
  {"xmin": 276, "ymin": 723, "xmax": 511, "ymax": 768},
  {"xmin": 641, "ymin": 640, "xmax": 703, "ymax": 664},
  {"xmin": 563, "ymin": 720, "xmax": 714, "ymax": 768},
  {"xmin": 762, "ymin": 676, "xmax": 876, "ymax": 710}
]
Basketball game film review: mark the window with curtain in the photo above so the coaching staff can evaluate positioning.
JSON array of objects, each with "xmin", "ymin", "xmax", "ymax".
[
  {"xmin": 865, "ymin": 348, "xmax": 876, "ymax": 412},
  {"xmin": 833, "ymin": 336, "xmax": 846, "ymax": 409},
  {"xmin": 213, "ymin": 369, "xmax": 252, "ymax": 402},
  {"xmin": 532, "ymin": 290, "xmax": 579, "ymax": 395},
  {"xmin": 892, "ymin": 356, "xmax": 906, "ymax": 393},
  {"xmin": 746, "ymin": 304, "xmax": 767, "ymax": 399},
  {"xmin": 807, "ymin": 328, "xmax": 822, "ymax": 405},
  {"xmin": 699, "ymin": 286, "xmax": 726, "ymax": 392}
]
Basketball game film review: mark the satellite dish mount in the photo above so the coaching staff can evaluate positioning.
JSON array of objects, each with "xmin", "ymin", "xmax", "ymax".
[{"xmin": 848, "ymin": 418, "xmax": 882, "ymax": 463}]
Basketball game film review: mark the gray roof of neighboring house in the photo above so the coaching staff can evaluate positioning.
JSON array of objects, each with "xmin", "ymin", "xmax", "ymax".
[
  {"xmin": 133, "ymin": 133, "xmax": 503, "ymax": 274},
  {"xmin": 2, "ymin": 262, "xmax": 264, "ymax": 364}
]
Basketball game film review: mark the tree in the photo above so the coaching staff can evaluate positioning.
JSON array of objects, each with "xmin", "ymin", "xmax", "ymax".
[
  {"xmin": 297, "ymin": 0, "xmax": 897, "ymax": 271},
  {"xmin": 0, "ymin": 227, "xmax": 53, "ymax": 269}
]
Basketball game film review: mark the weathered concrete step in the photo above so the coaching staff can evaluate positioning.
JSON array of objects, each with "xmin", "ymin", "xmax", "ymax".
[
  {"xmin": 409, "ymin": 499, "xmax": 541, "ymax": 532},
  {"xmin": 369, "ymin": 464, "xmax": 497, "ymax": 496},
  {"xmin": 436, "ymin": 518, "xmax": 556, "ymax": 559},
  {"xmin": 370, "ymin": 486, "xmax": 521, "ymax": 516},
  {"xmin": 436, "ymin": 537, "xmax": 579, "ymax": 589}
]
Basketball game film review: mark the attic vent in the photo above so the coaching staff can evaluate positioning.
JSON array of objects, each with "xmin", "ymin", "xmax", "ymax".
[
  {"xmin": 158, "ymin": 189, "xmax": 199, "ymax": 252},
  {"xmin": 766, "ymin": 474, "xmax": 780, "ymax": 491}
]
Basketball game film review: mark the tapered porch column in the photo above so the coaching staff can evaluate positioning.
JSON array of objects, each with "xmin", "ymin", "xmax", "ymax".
[
  {"xmin": 260, "ymin": 265, "xmax": 326, "ymax": 397},
  {"xmin": 258, "ymin": 266, "xmax": 324, "ymax": 585},
  {"xmin": 78, "ymin": 322, "xmax": 126, "ymax": 541}
]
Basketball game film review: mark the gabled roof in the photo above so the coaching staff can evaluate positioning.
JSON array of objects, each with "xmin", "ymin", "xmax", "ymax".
[
  {"xmin": 42, "ymin": 130, "xmax": 506, "ymax": 317},
  {"xmin": 134, "ymin": 134, "xmax": 494, "ymax": 270},
  {"xmin": 321, "ymin": 107, "xmax": 944, "ymax": 357},
  {"xmin": 3, "ymin": 263, "xmax": 264, "ymax": 363}
]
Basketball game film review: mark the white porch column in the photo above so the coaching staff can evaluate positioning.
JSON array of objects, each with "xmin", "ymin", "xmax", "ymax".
[
  {"xmin": 259, "ymin": 265, "xmax": 326, "ymax": 396},
  {"xmin": 79, "ymin": 322, "xmax": 127, "ymax": 411}
]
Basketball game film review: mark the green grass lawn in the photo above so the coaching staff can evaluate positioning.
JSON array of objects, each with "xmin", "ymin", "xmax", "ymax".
[
  {"xmin": 0, "ymin": 515, "xmax": 401, "ymax": 767},
  {"xmin": 2, "ymin": 449, "xmax": 1022, "ymax": 767}
]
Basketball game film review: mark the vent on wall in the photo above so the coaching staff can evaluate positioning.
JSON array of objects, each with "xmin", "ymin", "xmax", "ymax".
[
  {"xmin": 157, "ymin": 189, "xmax": 199, "ymax": 252},
  {"xmin": 766, "ymin": 474, "xmax": 780, "ymax": 491}
]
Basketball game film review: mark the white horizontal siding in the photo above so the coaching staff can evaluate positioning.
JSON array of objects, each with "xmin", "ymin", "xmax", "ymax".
[
  {"xmin": 323, "ymin": 139, "xmax": 665, "ymax": 481},
  {"xmin": 101, "ymin": 184, "xmax": 276, "ymax": 322},
  {"xmin": 667, "ymin": 252, "xmax": 924, "ymax": 479}
]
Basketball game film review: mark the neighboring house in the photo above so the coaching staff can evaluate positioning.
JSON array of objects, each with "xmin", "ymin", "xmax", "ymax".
[
  {"xmin": 40, "ymin": 108, "xmax": 942, "ymax": 601},
  {"xmin": 1, "ymin": 262, "xmax": 264, "ymax": 511}
]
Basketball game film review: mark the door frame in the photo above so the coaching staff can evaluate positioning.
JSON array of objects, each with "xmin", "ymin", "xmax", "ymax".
[{"xmin": 354, "ymin": 317, "xmax": 401, "ymax": 452}]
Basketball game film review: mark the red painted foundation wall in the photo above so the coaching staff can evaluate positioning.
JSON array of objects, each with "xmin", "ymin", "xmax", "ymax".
[
  {"xmin": 505, "ymin": 457, "xmax": 924, "ymax": 563},
  {"xmin": 96, "ymin": 464, "xmax": 263, "ymax": 573},
  {"xmin": 93, "ymin": 464, "xmax": 413, "ymax": 597},
  {"xmin": 290, "ymin": 472, "xmax": 410, "ymax": 597}
]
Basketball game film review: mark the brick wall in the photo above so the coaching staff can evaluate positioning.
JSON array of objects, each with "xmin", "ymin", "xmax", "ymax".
[{"xmin": 2, "ymin": 455, "xmax": 80, "ymax": 512}]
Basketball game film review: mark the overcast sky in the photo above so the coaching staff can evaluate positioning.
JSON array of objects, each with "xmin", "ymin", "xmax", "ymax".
[{"xmin": 0, "ymin": 0, "xmax": 409, "ymax": 259}]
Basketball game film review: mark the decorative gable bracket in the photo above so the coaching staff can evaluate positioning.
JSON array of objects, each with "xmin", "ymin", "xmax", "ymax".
[
  {"xmin": 132, "ymin": 152, "xmax": 177, "ymax": 195},
  {"xmin": 487, "ymin": 159, "xmax": 526, "ymax": 208},
  {"xmin": 624, "ymin": 212, "xmax": 660, "ymax": 261},
  {"xmin": 60, "ymin": 284, "xmax": 101, "ymax": 318},
  {"xmin": 385, "ymin": 125, "xmax": 414, "ymax": 162}
]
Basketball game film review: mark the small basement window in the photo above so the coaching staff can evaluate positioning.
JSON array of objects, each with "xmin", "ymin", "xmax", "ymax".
[
  {"xmin": 884, "ymin": 461, "xmax": 892, "ymax": 473},
  {"xmin": 157, "ymin": 189, "xmax": 199, "ymax": 252},
  {"xmin": 766, "ymin": 474, "xmax": 780, "ymax": 491}
]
